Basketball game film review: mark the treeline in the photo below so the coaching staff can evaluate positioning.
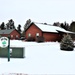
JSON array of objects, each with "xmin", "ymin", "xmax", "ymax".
[
  {"xmin": 53, "ymin": 21, "xmax": 75, "ymax": 40},
  {"xmin": 0, "ymin": 19, "xmax": 22, "ymax": 34},
  {"xmin": 0, "ymin": 19, "xmax": 75, "ymax": 35},
  {"xmin": 53, "ymin": 22, "xmax": 70, "ymax": 31}
]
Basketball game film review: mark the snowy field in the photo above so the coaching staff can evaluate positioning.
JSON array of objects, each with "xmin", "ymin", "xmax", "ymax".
[{"xmin": 0, "ymin": 40, "xmax": 75, "ymax": 75}]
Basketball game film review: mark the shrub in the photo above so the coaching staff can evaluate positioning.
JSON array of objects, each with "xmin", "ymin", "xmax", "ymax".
[
  {"xmin": 36, "ymin": 36, "xmax": 44, "ymax": 43},
  {"xmin": 27, "ymin": 37, "xmax": 35, "ymax": 41},
  {"xmin": 60, "ymin": 34, "xmax": 74, "ymax": 51}
]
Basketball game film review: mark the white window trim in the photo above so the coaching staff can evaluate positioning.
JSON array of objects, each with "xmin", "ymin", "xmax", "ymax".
[
  {"xmin": 36, "ymin": 33, "xmax": 39, "ymax": 37},
  {"xmin": 16, "ymin": 35, "xmax": 18, "ymax": 37},
  {"xmin": 28, "ymin": 33, "xmax": 31, "ymax": 37},
  {"xmin": 11, "ymin": 35, "xmax": 13, "ymax": 38}
]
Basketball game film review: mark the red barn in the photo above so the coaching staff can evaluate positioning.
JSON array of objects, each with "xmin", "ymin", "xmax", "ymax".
[
  {"xmin": 0, "ymin": 29, "xmax": 21, "ymax": 40},
  {"xmin": 25, "ymin": 22, "xmax": 74, "ymax": 42}
]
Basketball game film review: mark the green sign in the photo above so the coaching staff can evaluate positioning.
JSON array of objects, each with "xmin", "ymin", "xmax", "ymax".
[{"xmin": 0, "ymin": 37, "xmax": 9, "ymax": 48}]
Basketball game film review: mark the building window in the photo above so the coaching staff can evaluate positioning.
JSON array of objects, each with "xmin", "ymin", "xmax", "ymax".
[
  {"xmin": 36, "ymin": 33, "xmax": 39, "ymax": 37},
  {"xmin": 11, "ymin": 35, "xmax": 13, "ymax": 38},
  {"xmin": 16, "ymin": 35, "xmax": 18, "ymax": 38},
  {"xmin": 28, "ymin": 33, "xmax": 31, "ymax": 37}
]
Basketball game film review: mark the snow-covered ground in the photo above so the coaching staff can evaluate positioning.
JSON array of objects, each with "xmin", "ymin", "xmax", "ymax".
[{"xmin": 0, "ymin": 40, "xmax": 75, "ymax": 75}]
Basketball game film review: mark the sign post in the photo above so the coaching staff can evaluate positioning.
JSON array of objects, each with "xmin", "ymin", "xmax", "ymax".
[
  {"xmin": 8, "ymin": 36, "xmax": 10, "ymax": 62},
  {"xmin": 0, "ymin": 37, "xmax": 10, "ymax": 62}
]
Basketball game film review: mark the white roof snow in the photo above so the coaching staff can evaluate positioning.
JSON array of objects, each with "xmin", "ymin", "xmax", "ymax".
[{"xmin": 34, "ymin": 23, "xmax": 75, "ymax": 34}]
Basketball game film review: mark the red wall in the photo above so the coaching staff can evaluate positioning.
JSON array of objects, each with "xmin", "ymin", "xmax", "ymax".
[
  {"xmin": 1, "ymin": 34, "xmax": 8, "ymax": 37},
  {"xmin": 0, "ymin": 30, "xmax": 20, "ymax": 40},
  {"xmin": 43, "ymin": 32, "xmax": 61, "ymax": 42},
  {"xmin": 10, "ymin": 30, "xmax": 20, "ymax": 39},
  {"xmin": 25, "ymin": 24, "xmax": 42, "ymax": 40},
  {"xmin": 25, "ymin": 24, "xmax": 62, "ymax": 42}
]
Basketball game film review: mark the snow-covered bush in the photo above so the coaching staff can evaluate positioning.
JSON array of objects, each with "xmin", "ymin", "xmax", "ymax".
[
  {"xmin": 27, "ymin": 37, "xmax": 35, "ymax": 41},
  {"xmin": 60, "ymin": 34, "xmax": 74, "ymax": 51},
  {"xmin": 36, "ymin": 36, "xmax": 44, "ymax": 43}
]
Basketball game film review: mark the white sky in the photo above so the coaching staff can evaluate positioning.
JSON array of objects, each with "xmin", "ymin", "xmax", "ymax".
[{"xmin": 0, "ymin": 0, "xmax": 75, "ymax": 29}]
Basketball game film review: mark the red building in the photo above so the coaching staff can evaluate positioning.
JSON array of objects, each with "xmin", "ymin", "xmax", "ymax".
[
  {"xmin": 25, "ymin": 22, "xmax": 74, "ymax": 42},
  {"xmin": 0, "ymin": 29, "xmax": 21, "ymax": 40}
]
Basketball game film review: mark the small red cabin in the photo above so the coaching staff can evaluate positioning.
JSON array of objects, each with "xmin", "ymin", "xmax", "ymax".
[
  {"xmin": 25, "ymin": 22, "xmax": 74, "ymax": 42},
  {"xmin": 0, "ymin": 29, "xmax": 21, "ymax": 40}
]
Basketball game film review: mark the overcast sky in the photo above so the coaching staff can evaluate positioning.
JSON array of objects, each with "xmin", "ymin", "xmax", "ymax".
[{"xmin": 0, "ymin": 0, "xmax": 75, "ymax": 29}]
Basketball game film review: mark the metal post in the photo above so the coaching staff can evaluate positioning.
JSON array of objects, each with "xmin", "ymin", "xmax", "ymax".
[{"xmin": 8, "ymin": 37, "xmax": 10, "ymax": 62}]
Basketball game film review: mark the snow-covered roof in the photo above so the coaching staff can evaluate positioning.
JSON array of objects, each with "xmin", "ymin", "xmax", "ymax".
[
  {"xmin": 0, "ymin": 29, "xmax": 15, "ymax": 34},
  {"xmin": 33, "ymin": 22, "xmax": 75, "ymax": 34}
]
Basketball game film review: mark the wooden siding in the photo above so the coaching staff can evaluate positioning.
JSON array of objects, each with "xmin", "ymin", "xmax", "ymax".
[
  {"xmin": 0, "ymin": 30, "xmax": 20, "ymax": 40},
  {"xmin": 25, "ymin": 24, "xmax": 42, "ymax": 40},
  {"xmin": 1, "ymin": 34, "xmax": 8, "ymax": 37},
  {"xmin": 25, "ymin": 23, "xmax": 63, "ymax": 42},
  {"xmin": 43, "ymin": 32, "xmax": 61, "ymax": 42},
  {"xmin": 10, "ymin": 30, "xmax": 20, "ymax": 39}
]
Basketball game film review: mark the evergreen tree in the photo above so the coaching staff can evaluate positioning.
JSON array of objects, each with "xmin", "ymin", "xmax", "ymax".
[
  {"xmin": 64, "ymin": 22, "xmax": 70, "ymax": 30},
  {"xmin": 0, "ymin": 25, "xmax": 1, "ymax": 30},
  {"xmin": 0, "ymin": 22, "xmax": 6, "ymax": 30},
  {"xmin": 69, "ymin": 21, "xmax": 75, "ymax": 39},
  {"xmin": 17, "ymin": 24, "xmax": 21, "ymax": 33},
  {"xmin": 24, "ymin": 19, "xmax": 31, "ymax": 31},
  {"xmin": 70, "ymin": 21, "xmax": 75, "ymax": 31},
  {"xmin": 53, "ymin": 22, "xmax": 61, "ymax": 26},
  {"xmin": 60, "ymin": 23, "xmax": 65, "ymax": 29},
  {"xmin": 60, "ymin": 22, "xmax": 70, "ymax": 30},
  {"xmin": 22, "ymin": 19, "xmax": 31, "ymax": 37},
  {"xmin": 6, "ymin": 19, "xmax": 15, "ymax": 29},
  {"xmin": 60, "ymin": 34, "xmax": 74, "ymax": 51}
]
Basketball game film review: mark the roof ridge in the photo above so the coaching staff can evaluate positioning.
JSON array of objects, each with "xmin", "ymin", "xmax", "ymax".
[
  {"xmin": 33, "ymin": 22, "xmax": 52, "ymax": 26},
  {"xmin": 0, "ymin": 29, "xmax": 15, "ymax": 34}
]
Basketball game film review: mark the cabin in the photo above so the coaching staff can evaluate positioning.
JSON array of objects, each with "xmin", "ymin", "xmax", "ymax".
[
  {"xmin": 25, "ymin": 22, "xmax": 75, "ymax": 42},
  {"xmin": 0, "ymin": 29, "xmax": 21, "ymax": 40}
]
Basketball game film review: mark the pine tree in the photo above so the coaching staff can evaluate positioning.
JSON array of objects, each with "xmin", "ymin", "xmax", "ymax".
[
  {"xmin": 69, "ymin": 21, "xmax": 75, "ymax": 40},
  {"xmin": 60, "ymin": 34, "xmax": 74, "ymax": 51},
  {"xmin": 6, "ymin": 19, "xmax": 15, "ymax": 29},
  {"xmin": 22, "ymin": 19, "xmax": 31, "ymax": 37},
  {"xmin": 17, "ymin": 24, "xmax": 21, "ymax": 33},
  {"xmin": 24, "ymin": 19, "xmax": 31, "ymax": 31},
  {"xmin": 0, "ymin": 22, "xmax": 6, "ymax": 30}
]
